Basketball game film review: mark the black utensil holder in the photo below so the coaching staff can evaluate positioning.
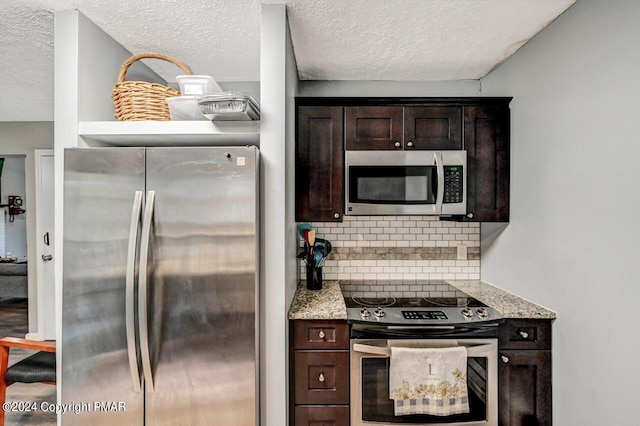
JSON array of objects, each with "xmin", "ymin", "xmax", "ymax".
[{"xmin": 305, "ymin": 255, "xmax": 323, "ymax": 291}]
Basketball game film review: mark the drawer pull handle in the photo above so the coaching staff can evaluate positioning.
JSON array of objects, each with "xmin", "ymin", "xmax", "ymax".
[
  {"xmin": 501, "ymin": 355, "xmax": 510, "ymax": 364},
  {"xmin": 519, "ymin": 330, "xmax": 529, "ymax": 339},
  {"xmin": 318, "ymin": 372, "xmax": 325, "ymax": 383},
  {"xmin": 394, "ymin": 142, "xmax": 401, "ymax": 148},
  {"xmin": 318, "ymin": 330, "xmax": 325, "ymax": 339}
]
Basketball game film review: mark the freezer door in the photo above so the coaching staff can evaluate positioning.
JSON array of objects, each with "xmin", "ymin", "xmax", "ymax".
[
  {"xmin": 143, "ymin": 147, "xmax": 258, "ymax": 425},
  {"xmin": 62, "ymin": 148, "xmax": 145, "ymax": 425}
]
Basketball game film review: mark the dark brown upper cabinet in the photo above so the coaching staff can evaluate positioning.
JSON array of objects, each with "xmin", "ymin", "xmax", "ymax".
[
  {"xmin": 295, "ymin": 98, "xmax": 511, "ymax": 223},
  {"xmin": 404, "ymin": 106, "xmax": 462, "ymax": 150},
  {"xmin": 346, "ymin": 105, "xmax": 462, "ymax": 150},
  {"xmin": 295, "ymin": 106, "xmax": 344, "ymax": 222},
  {"xmin": 345, "ymin": 106, "xmax": 403, "ymax": 150},
  {"xmin": 464, "ymin": 104, "xmax": 510, "ymax": 222}
]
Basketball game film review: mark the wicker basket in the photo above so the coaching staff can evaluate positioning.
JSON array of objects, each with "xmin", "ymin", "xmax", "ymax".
[{"xmin": 112, "ymin": 53, "xmax": 192, "ymax": 121}]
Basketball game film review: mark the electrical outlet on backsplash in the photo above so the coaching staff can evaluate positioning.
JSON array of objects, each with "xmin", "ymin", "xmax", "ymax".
[{"xmin": 298, "ymin": 216, "xmax": 480, "ymax": 296}]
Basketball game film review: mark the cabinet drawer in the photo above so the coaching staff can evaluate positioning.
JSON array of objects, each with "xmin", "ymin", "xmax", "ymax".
[
  {"xmin": 294, "ymin": 351, "xmax": 350, "ymax": 405},
  {"xmin": 498, "ymin": 319, "xmax": 551, "ymax": 350},
  {"xmin": 294, "ymin": 406, "xmax": 350, "ymax": 426},
  {"xmin": 293, "ymin": 320, "xmax": 349, "ymax": 350}
]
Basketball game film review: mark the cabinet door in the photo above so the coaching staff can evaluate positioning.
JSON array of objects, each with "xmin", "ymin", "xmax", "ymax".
[
  {"xmin": 296, "ymin": 106, "xmax": 344, "ymax": 222},
  {"xmin": 345, "ymin": 106, "xmax": 403, "ymax": 150},
  {"xmin": 294, "ymin": 406, "xmax": 350, "ymax": 426},
  {"xmin": 294, "ymin": 351, "xmax": 350, "ymax": 405},
  {"xmin": 464, "ymin": 105, "xmax": 510, "ymax": 221},
  {"xmin": 499, "ymin": 350, "xmax": 552, "ymax": 426},
  {"xmin": 404, "ymin": 106, "xmax": 462, "ymax": 150}
]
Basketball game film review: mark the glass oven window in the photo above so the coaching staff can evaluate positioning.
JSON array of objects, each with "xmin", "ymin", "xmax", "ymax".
[
  {"xmin": 349, "ymin": 166, "xmax": 437, "ymax": 204},
  {"xmin": 361, "ymin": 357, "xmax": 487, "ymax": 424}
]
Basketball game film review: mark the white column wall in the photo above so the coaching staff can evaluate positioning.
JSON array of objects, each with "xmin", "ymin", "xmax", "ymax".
[
  {"xmin": 260, "ymin": 4, "xmax": 299, "ymax": 425},
  {"xmin": 480, "ymin": 0, "xmax": 640, "ymax": 424}
]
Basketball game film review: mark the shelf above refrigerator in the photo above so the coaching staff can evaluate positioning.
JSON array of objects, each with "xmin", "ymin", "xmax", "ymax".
[{"xmin": 78, "ymin": 120, "xmax": 260, "ymax": 146}]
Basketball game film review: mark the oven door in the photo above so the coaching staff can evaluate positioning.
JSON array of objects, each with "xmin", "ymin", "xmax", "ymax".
[{"xmin": 351, "ymin": 339, "xmax": 497, "ymax": 426}]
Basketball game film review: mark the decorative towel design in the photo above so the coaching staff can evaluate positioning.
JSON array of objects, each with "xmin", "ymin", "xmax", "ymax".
[{"xmin": 389, "ymin": 346, "xmax": 469, "ymax": 416}]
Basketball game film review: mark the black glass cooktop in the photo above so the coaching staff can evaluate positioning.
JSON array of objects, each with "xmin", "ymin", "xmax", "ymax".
[
  {"xmin": 345, "ymin": 296, "xmax": 487, "ymax": 309},
  {"xmin": 344, "ymin": 281, "xmax": 487, "ymax": 309}
]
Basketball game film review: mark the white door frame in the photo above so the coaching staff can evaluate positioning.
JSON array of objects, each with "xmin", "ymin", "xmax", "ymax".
[{"xmin": 27, "ymin": 149, "xmax": 55, "ymax": 341}]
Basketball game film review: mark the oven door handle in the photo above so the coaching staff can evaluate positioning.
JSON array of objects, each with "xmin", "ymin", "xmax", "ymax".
[
  {"xmin": 353, "ymin": 343, "xmax": 391, "ymax": 356},
  {"xmin": 353, "ymin": 341, "xmax": 496, "ymax": 357}
]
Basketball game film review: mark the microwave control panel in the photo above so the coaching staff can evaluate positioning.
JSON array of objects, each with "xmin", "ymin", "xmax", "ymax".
[{"xmin": 444, "ymin": 166, "xmax": 463, "ymax": 203}]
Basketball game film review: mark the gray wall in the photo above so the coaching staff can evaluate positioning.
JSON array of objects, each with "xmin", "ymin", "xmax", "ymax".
[
  {"xmin": 480, "ymin": 0, "xmax": 640, "ymax": 424},
  {"xmin": 1, "ymin": 156, "xmax": 27, "ymax": 258}
]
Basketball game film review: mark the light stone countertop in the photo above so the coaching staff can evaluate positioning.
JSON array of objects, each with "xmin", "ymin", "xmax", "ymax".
[
  {"xmin": 288, "ymin": 280, "xmax": 347, "ymax": 320},
  {"xmin": 446, "ymin": 280, "xmax": 556, "ymax": 320},
  {"xmin": 287, "ymin": 279, "xmax": 556, "ymax": 321}
]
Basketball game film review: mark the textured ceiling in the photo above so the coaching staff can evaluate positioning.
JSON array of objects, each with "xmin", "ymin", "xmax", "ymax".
[
  {"xmin": 0, "ymin": 0, "xmax": 575, "ymax": 122},
  {"xmin": 276, "ymin": 0, "xmax": 576, "ymax": 81}
]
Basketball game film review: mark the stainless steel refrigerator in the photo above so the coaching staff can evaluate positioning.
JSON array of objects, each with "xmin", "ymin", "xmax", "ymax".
[{"xmin": 62, "ymin": 146, "xmax": 259, "ymax": 425}]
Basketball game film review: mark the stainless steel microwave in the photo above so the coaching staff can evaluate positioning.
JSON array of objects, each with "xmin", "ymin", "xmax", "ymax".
[{"xmin": 345, "ymin": 150, "xmax": 467, "ymax": 216}]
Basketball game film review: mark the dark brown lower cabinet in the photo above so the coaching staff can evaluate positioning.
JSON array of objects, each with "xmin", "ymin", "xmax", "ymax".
[
  {"xmin": 498, "ymin": 319, "xmax": 553, "ymax": 426},
  {"xmin": 294, "ymin": 406, "xmax": 350, "ymax": 426},
  {"xmin": 499, "ymin": 350, "xmax": 552, "ymax": 426},
  {"xmin": 291, "ymin": 320, "xmax": 350, "ymax": 426}
]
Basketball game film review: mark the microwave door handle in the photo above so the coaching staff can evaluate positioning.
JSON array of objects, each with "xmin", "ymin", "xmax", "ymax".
[{"xmin": 434, "ymin": 152, "xmax": 444, "ymax": 214}]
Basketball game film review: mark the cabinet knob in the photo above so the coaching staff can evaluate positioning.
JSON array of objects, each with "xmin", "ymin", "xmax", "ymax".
[
  {"xmin": 406, "ymin": 141, "xmax": 414, "ymax": 148},
  {"xmin": 318, "ymin": 372, "xmax": 325, "ymax": 382},
  {"xmin": 466, "ymin": 212, "xmax": 474, "ymax": 219},
  {"xmin": 519, "ymin": 330, "xmax": 529, "ymax": 339},
  {"xmin": 394, "ymin": 141, "xmax": 401, "ymax": 148},
  {"xmin": 318, "ymin": 330, "xmax": 325, "ymax": 339},
  {"xmin": 333, "ymin": 213, "xmax": 340, "ymax": 219},
  {"xmin": 501, "ymin": 355, "xmax": 510, "ymax": 364}
]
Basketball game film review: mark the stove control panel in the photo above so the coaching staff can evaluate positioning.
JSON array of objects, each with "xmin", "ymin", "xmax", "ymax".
[
  {"xmin": 402, "ymin": 310, "xmax": 448, "ymax": 320},
  {"xmin": 348, "ymin": 305, "xmax": 502, "ymax": 325}
]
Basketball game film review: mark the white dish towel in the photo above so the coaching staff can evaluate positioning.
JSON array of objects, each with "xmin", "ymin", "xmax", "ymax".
[{"xmin": 389, "ymin": 346, "xmax": 469, "ymax": 416}]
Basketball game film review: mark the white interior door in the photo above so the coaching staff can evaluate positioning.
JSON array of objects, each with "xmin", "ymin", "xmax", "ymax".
[{"xmin": 29, "ymin": 149, "xmax": 55, "ymax": 340}]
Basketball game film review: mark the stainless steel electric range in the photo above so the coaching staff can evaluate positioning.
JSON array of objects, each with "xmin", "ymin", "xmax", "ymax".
[{"xmin": 347, "ymin": 282, "xmax": 502, "ymax": 426}]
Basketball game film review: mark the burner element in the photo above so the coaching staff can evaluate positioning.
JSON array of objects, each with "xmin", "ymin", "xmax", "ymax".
[
  {"xmin": 351, "ymin": 296, "xmax": 396, "ymax": 308},
  {"xmin": 421, "ymin": 296, "xmax": 470, "ymax": 307}
]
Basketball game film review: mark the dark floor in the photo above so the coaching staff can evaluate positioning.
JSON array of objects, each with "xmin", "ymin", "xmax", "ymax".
[{"xmin": 1, "ymin": 298, "xmax": 56, "ymax": 425}]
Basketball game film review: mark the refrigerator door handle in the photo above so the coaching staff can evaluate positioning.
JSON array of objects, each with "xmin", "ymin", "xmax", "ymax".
[
  {"xmin": 126, "ymin": 191, "xmax": 143, "ymax": 393},
  {"xmin": 139, "ymin": 190, "xmax": 156, "ymax": 393}
]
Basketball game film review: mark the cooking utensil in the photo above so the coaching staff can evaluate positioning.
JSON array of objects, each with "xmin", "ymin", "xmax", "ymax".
[{"xmin": 297, "ymin": 223, "xmax": 312, "ymax": 239}]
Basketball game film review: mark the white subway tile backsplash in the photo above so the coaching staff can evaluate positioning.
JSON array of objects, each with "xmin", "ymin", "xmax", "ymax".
[{"xmin": 301, "ymin": 216, "xmax": 480, "ymax": 293}]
